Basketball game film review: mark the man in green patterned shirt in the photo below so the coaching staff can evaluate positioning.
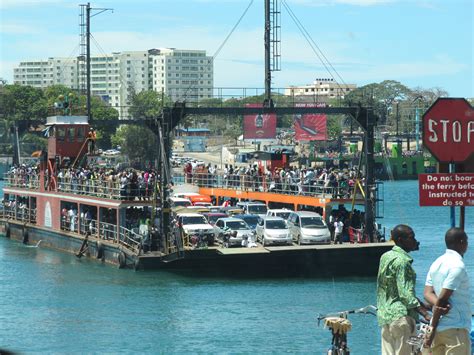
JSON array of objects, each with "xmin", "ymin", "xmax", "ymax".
[{"xmin": 377, "ymin": 224, "xmax": 431, "ymax": 355}]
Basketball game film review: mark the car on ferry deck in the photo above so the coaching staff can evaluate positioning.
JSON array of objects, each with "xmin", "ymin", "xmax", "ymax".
[
  {"xmin": 236, "ymin": 202, "xmax": 268, "ymax": 218},
  {"xmin": 173, "ymin": 192, "xmax": 212, "ymax": 205},
  {"xmin": 201, "ymin": 212, "xmax": 228, "ymax": 227},
  {"xmin": 232, "ymin": 214, "xmax": 260, "ymax": 231},
  {"xmin": 266, "ymin": 208, "xmax": 292, "ymax": 220},
  {"xmin": 214, "ymin": 217, "xmax": 253, "ymax": 247},
  {"xmin": 176, "ymin": 212, "xmax": 216, "ymax": 246},
  {"xmin": 256, "ymin": 216, "xmax": 292, "ymax": 246},
  {"xmin": 169, "ymin": 197, "xmax": 192, "ymax": 208},
  {"xmin": 287, "ymin": 211, "xmax": 331, "ymax": 245}
]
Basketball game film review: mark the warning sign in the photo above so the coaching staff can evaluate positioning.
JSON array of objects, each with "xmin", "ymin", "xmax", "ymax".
[{"xmin": 419, "ymin": 173, "xmax": 474, "ymax": 207}]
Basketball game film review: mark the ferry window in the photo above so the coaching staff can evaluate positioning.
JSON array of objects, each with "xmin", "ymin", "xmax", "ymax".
[
  {"xmin": 57, "ymin": 127, "xmax": 65, "ymax": 141},
  {"xmin": 77, "ymin": 127, "xmax": 85, "ymax": 142},
  {"xmin": 67, "ymin": 127, "xmax": 75, "ymax": 142}
]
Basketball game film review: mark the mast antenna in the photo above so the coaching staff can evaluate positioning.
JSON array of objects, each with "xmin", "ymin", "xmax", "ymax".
[{"xmin": 79, "ymin": 3, "xmax": 113, "ymax": 121}]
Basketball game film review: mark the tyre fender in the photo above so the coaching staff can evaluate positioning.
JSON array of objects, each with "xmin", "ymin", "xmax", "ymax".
[
  {"xmin": 96, "ymin": 241, "xmax": 104, "ymax": 260},
  {"xmin": 22, "ymin": 227, "xmax": 29, "ymax": 245},
  {"xmin": 118, "ymin": 251, "xmax": 127, "ymax": 269},
  {"xmin": 133, "ymin": 258, "xmax": 141, "ymax": 271},
  {"xmin": 5, "ymin": 223, "xmax": 11, "ymax": 239}
]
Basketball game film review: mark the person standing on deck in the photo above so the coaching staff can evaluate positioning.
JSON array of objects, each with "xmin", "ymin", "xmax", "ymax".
[
  {"xmin": 377, "ymin": 224, "xmax": 431, "ymax": 355},
  {"xmin": 334, "ymin": 217, "xmax": 344, "ymax": 244},
  {"xmin": 423, "ymin": 228, "xmax": 471, "ymax": 354},
  {"xmin": 87, "ymin": 128, "xmax": 96, "ymax": 154}
]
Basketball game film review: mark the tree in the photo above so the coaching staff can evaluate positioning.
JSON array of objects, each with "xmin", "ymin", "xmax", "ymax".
[
  {"xmin": 111, "ymin": 125, "xmax": 158, "ymax": 166},
  {"xmin": 1, "ymin": 85, "xmax": 48, "ymax": 133},
  {"xmin": 344, "ymin": 80, "xmax": 411, "ymax": 125},
  {"xmin": 128, "ymin": 90, "xmax": 171, "ymax": 119},
  {"xmin": 90, "ymin": 96, "xmax": 119, "ymax": 149}
]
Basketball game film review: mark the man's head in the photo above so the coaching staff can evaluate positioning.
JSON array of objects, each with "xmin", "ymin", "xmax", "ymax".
[
  {"xmin": 445, "ymin": 227, "xmax": 468, "ymax": 256},
  {"xmin": 391, "ymin": 224, "xmax": 419, "ymax": 252}
]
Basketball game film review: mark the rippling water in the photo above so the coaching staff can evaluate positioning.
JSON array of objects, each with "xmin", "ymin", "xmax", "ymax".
[{"xmin": 0, "ymin": 180, "xmax": 472, "ymax": 353}]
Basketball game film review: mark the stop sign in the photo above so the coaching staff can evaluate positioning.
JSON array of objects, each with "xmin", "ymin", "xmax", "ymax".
[{"xmin": 423, "ymin": 98, "xmax": 474, "ymax": 163}]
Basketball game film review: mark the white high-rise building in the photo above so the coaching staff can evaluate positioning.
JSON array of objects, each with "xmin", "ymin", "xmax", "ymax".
[{"xmin": 13, "ymin": 48, "xmax": 214, "ymax": 118}]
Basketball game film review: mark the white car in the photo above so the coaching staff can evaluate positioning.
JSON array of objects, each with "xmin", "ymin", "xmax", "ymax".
[
  {"xmin": 266, "ymin": 208, "xmax": 292, "ymax": 220},
  {"xmin": 256, "ymin": 216, "xmax": 292, "ymax": 246},
  {"xmin": 176, "ymin": 213, "xmax": 216, "ymax": 245},
  {"xmin": 287, "ymin": 211, "xmax": 331, "ymax": 245},
  {"xmin": 170, "ymin": 197, "xmax": 192, "ymax": 208},
  {"xmin": 103, "ymin": 149, "xmax": 120, "ymax": 156},
  {"xmin": 214, "ymin": 217, "xmax": 253, "ymax": 247}
]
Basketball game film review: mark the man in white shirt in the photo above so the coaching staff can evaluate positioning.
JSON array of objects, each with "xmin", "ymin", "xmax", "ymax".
[
  {"xmin": 423, "ymin": 227, "xmax": 471, "ymax": 354},
  {"xmin": 334, "ymin": 218, "xmax": 344, "ymax": 244}
]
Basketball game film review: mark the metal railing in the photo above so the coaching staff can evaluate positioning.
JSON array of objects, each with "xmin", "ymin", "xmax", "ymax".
[
  {"xmin": 118, "ymin": 226, "xmax": 142, "ymax": 254},
  {"xmin": 176, "ymin": 173, "xmax": 361, "ymax": 199},
  {"xmin": 2, "ymin": 205, "xmax": 37, "ymax": 224},
  {"xmin": 3, "ymin": 172, "xmax": 156, "ymax": 201},
  {"xmin": 3, "ymin": 174, "xmax": 39, "ymax": 190}
]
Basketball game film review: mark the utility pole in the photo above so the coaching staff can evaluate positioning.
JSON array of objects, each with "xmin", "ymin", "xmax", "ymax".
[
  {"xmin": 80, "ymin": 3, "xmax": 113, "ymax": 121},
  {"xmin": 395, "ymin": 101, "xmax": 399, "ymax": 137},
  {"xmin": 264, "ymin": 0, "xmax": 272, "ymax": 107},
  {"xmin": 86, "ymin": 3, "xmax": 91, "ymax": 120},
  {"xmin": 263, "ymin": 0, "xmax": 280, "ymax": 108}
]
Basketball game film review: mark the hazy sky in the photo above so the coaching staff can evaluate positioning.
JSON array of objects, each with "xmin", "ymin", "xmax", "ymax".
[{"xmin": 1, "ymin": 0, "xmax": 472, "ymax": 97}]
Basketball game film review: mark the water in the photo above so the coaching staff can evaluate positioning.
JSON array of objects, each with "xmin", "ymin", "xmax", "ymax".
[{"xmin": 0, "ymin": 180, "xmax": 472, "ymax": 353}]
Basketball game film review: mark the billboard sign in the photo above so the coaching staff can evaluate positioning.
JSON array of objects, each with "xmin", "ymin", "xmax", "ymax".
[
  {"xmin": 419, "ymin": 173, "xmax": 474, "ymax": 206},
  {"xmin": 293, "ymin": 103, "xmax": 327, "ymax": 141},
  {"xmin": 243, "ymin": 104, "xmax": 277, "ymax": 140}
]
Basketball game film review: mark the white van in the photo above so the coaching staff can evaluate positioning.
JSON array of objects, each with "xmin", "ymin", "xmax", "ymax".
[{"xmin": 287, "ymin": 211, "xmax": 330, "ymax": 245}]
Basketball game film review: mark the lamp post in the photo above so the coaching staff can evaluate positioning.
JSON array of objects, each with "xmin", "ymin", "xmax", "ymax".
[{"xmin": 413, "ymin": 95, "xmax": 423, "ymax": 151}]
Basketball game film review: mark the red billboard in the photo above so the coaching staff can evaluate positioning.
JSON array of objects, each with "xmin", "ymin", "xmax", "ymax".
[
  {"xmin": 243, "ymin": 104, "xmax": 277, "ymax": 140},
  {"xmin": 419, "ymin": 173, "xmax": 474, "ymax": 206},
  {"xmin": 293, "ymin": 103, "xmax": 327, "ymax": 141}
]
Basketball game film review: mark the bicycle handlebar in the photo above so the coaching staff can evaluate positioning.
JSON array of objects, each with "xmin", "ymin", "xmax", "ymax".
[{"xmin": 316, "ymin": 305, "xmax": 377, "ymax": 324}]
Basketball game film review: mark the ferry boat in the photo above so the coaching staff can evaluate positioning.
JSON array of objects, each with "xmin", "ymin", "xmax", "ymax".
[{"xmin": 0, "ymin": 112, "xmax": 392, "ymax": 276}]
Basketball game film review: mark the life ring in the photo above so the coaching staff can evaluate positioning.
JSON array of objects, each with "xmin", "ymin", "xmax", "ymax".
[
  {"xmin": 118, "ymin": 251, "xmax": 127, "ymax": 269},
  {"xmin": 22, "ymin": 227, "xmax": 29, "ymax": 245},
  {"xmin": 5, "ymin": 223, "xmax": 11, "ymax": 238},
  {"xmin": 96, "ymin": 241, "xmax": 104, "ymax": 260}
]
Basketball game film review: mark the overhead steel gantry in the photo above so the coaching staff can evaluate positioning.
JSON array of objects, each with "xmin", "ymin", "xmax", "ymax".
[{"xmin": 159, "ymin": 103, "xmax": 379, "ymax": 243}]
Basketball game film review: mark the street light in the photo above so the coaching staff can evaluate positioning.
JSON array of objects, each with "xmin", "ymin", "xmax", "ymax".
[{"xmin": 412, "ymin": 95, "xmax": 424, "ymax": 151}]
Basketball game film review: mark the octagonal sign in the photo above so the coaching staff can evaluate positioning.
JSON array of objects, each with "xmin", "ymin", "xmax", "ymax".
[{"xmin": 423, "ymin": 98, "xmax": 474, "ymax": 163}]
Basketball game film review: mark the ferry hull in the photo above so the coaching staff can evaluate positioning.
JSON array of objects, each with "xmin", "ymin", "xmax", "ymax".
[
  {"xmin": 0, "ymin": 219, "xmax": 132, "ymax": 268},
  {"xmin": 1, "ymin": 219, "xmax": 391, "ymax": 277}
]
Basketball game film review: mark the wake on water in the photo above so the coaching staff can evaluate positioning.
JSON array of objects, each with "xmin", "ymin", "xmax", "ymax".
[{"xmin": 24, "ymin": 240, "xmax": 42, "ymax": 248}]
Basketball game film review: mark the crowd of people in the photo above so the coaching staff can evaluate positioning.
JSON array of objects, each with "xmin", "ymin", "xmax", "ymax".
[
  {"xmin": 5, "ymin": 164, "xmax": 160, "ymax": 201},
  {"xmin": 185, "ymin": 162, "xmax": 362, "ymax": 199}
]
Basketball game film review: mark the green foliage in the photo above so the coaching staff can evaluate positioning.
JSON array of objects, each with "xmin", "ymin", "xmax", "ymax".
[
  {"xmin": 128, "ymin": 90, "xmax": 172, "ymax": 119},
  {"xmin": 111, "ymin": 125, "xmax": 158, "ymax": 165},
  {"xmin": 1, "ymin": 84, "xmax": 48, "ymax": 123},
  {"xmin": 326, "ymin": 116, "xmax": 343, "ymax": 139},
  {"xmin": 90, "ymin": 96, "xmax": 119, "ymax": 149},
  {"xmin": 21, "ymin": 132, "xmax": 47, "ymax": 155}
]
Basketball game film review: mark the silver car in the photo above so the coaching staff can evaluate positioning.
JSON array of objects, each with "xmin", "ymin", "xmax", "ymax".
[
  {"xmin": 288, "ymin": 211, "xmax": 331, "ymax": 245},
  {"xmin": 256, "ymin": 216, "xmax": 292, "ymax": 246}
]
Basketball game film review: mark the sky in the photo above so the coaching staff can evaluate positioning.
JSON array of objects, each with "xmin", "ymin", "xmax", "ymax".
[{"xmin": 0, "ymin": 0, "xmax": 473, "ymax": 97}]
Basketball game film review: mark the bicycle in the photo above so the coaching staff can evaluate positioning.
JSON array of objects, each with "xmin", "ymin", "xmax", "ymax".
[
  {"xmin": 317, "ymin": 305, "xmax": 377, "ymax": 355},
  {"xmin": 316, "ymin": 305, "xmax": 430, "ymax": 355}
]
